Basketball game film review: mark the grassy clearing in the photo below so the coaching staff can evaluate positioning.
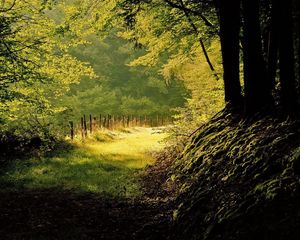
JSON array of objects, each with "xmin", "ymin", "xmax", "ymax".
[{"xmin": 0, "ymin": 127, "xmax": 167, "ymax": 197}]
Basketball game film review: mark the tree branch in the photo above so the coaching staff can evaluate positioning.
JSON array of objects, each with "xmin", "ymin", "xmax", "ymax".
[
  {"xmin": 163, "ymin": 0, "xmax": 215, "ymax": 28},
  {"xmin": 176, "ymin": 0, "xmax": 220, "ymax": 80},
  {"xmin": 0, "ymin": 0, "xmax": 16, "ymax": 13}
]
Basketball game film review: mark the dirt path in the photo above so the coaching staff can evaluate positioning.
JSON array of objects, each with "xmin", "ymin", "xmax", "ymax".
[
  {"xmin": 0, "ymin": 128, "xmax": 173, "ymax": 240},
  {"xmin": 0, "ymin": 190, "xmax": 172, "ymax": 240}
]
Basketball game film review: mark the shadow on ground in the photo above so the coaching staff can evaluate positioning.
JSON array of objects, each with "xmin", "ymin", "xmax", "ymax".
[
  {"xmin": 0, "ymin": 189, "xmax": 172, "ymax": 240},
  {"xmin": 0, "ymin": 129, "xmax": 172, "ymax": 239}
]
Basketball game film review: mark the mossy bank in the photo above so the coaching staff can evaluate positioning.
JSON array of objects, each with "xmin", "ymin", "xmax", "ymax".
[{"xmin": 163, "ymin": 111, "xmax": 300, "ymax": 240}]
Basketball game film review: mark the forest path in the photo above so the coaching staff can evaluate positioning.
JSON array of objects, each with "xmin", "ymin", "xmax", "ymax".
[
  {"xmin": 0, "ymin": 128, "xmax": 172, "ymax": 239},
  {"xmin": 0, "ymin": 127, "xmax": 167, "ymax": 196}
]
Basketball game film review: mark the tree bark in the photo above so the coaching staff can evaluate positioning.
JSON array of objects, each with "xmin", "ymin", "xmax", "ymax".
[
  {"xmin": 215, "ymin": 0, "xmax": 243, "ymax": 110},
  {"xmin": 266, "ymin": 0, "xmax": 279, "ymax": 92},
  {"xmin": 242, "ymin": 0, "xmax": 273, "ymax": 115},
  {"xmin": 293, "ymin": 0, "xmax": 300, "ymax": 98},
  {"xmin": 277, "ymin": 0, "xmax": 299, "ymax": 115}
]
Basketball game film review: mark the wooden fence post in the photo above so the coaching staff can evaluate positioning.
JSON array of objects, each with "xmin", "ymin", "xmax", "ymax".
[
  {"xmin": 83, "ymin": 115, "xmax": 87, "ymax": 137},
  {"xmin": 89, "ymin": 114, "xmax": 93, "ymax": 134},
  {"xmin": 107, "ymin": 114, "xmax": 110, "ymax": 129},
  {"xmin": 93, "ymin": 117, "xmax": 97, "ymax": 130},
  {"xmin": 103, "ymin": 116, "xmax": 107, "ymax": 129},
  {"xmin": 127, "ymin": 116, "xmax": 130, "ymax": 127},
  {"xmin": 69, "ymin": 121, "xmax": 74, "ymax": 140},
  {"xmin": 81, "ymin": 117, "xmax": 84, "ymax": 139}
]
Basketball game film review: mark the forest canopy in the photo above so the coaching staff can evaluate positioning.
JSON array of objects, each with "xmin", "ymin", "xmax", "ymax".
[
  {"xmin": 57, "ymin": 0, "xmax": 299, "ymax": 116},
  {"xmin": 1, "ymin": 0, "xmax": 299, "ymax": 145}
]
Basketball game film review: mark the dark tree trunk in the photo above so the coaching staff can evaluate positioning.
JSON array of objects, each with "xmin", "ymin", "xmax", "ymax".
[
  {"xmin": 277, "ymin": 0, "xmax": 299, "ymax": 115},
  {"xmin": 242, "ymin": 0, "xmax": 273, "ymax": 115},
  {"xmin": 215, "ymin": 0, "xmax": 243, "ymax": 110},
  {"xmin": 293, "ymin": 0, "xmax": 300, "ymax": 98},
  {"xmin": 299, "ymin": 10, "xmax": 300, "ymax": 97},
  {"xmin": 266, "ymin": 0, "xmax": 279, "ymax": 91}
]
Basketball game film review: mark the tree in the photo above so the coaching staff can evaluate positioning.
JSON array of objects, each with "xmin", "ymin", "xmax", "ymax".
[
  {"xmin": 296, "ymin": 0, "xmax": 300, "ymax": 94},
  {"xmin": 296, "ymin": 0, "xmax": 300, "ymax": 93},
  {"xmin": 276, "ymin": 0, "xmax": 299, "ymax": 115},
  {"xmin": 242, "ymin": 0, "xmax": 272, "ymax": 115},
  {"xmin": 0, "ymin": 0, "xmax": 94, "ymax": 137},
  {"xmin": 214, "ymin": 0, "xmax": 242, "ymax": 110}
]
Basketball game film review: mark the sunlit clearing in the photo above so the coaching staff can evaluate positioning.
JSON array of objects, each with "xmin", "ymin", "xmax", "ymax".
[{"xmin": 0, "ymin": 128, "xmax": 167, "ymax": 197}]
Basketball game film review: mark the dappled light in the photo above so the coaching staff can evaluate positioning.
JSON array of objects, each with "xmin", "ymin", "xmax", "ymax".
[{"xmin": 1, "ymin": 128, "xmax": 166, "ymax": 196}]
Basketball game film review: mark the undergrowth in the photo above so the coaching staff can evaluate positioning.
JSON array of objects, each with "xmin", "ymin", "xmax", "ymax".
[{"xmin": 168, "ymin": 111, "xmax": 300, "ymax": 240}]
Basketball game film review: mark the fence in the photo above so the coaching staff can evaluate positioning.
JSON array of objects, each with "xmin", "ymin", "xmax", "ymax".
[{"xmin": 68, "ymin": 114, "xmax": 172, "ymax": 140}]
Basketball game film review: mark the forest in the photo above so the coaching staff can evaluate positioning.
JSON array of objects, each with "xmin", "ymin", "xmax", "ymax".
[{"xmin": 0, "ymin": 0, "xmax": 299, "ymax": 239}]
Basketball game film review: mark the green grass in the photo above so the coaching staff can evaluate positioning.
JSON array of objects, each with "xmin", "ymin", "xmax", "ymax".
[{"xmin": 0, "ymin": 127, "xmax": 167, "ymax": 197}]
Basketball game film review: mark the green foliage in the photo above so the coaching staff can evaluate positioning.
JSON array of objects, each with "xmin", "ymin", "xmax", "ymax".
[
  {"xmin": 1, "ymin": 0, "xmax": 222, "ymax": 155},
  {"xmin": 0, "ymin": 0, "xmax": 95, "ymax": 142},
  {"xmin": 60, "ymin": 35, "xmax": 187, "ymax": 121},
  {"xmin": 0, "ymin": 0, "xmax": 224, "ymax": 148},
  {"xmin": 169, "ymin": 40, "xmax": 224, "ymax": 136},
  {"xmin": 55, "ymin": 0, "xmax": 224, "ymax": 129},
  {"xmin": 0, "ymin": 0, "xmax": 190, "ymax": 158}
]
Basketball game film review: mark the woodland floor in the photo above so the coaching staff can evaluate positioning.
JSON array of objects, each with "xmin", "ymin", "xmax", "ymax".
[
  {"xmin": 0, "ymin": 128, "xmax": 174, "ymax": 240},
  {"xmin": 2, "ymin": 116, "xmax": 300, "ymax": 240}
]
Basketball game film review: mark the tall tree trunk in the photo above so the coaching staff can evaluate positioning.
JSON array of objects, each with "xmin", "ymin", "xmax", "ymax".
[
  {"xmin": 298, "ymin": 3, "xmax": 300, "ymax": 96},
  {"xmin": 266, "ymin": 0, "xmax": 279, "ymax": 92},
  {"xmin": 293, "ymin": 0, "xmax": 300, "ymax": 98},
  {"xmin": 215, "ymin": 0, "xmax": 242, "ymax": 110},
  {"xmin": 242, "ymin": 0, "xmax": 273, "ymax": 115},
  {"xmin": 277, "ymin": 0, "xmax": 299, "ymax": 115}
]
